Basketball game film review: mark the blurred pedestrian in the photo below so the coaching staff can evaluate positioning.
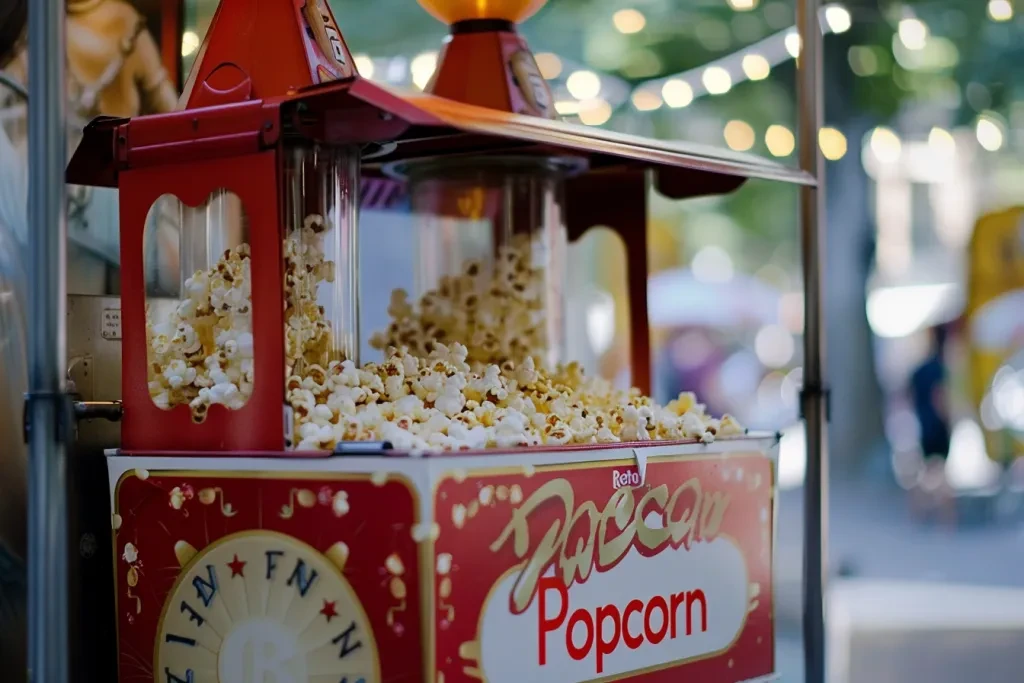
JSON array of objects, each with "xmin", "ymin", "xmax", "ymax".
[
  {"xmin": 912, "ymin": 325, "xmax": 952, "ymax": 461},
  {"xmin": 909, "ymin": 324, "xmax": 957, "ymax": 527}
]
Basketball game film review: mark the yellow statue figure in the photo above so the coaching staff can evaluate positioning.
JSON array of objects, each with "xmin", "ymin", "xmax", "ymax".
[
  {"xmin": 5, "ymin": 0, "xmax": 177, "ymax": 120},
  {"xmin": 1, "ymin": 0, "xmax": 178, "ymax": 296}
]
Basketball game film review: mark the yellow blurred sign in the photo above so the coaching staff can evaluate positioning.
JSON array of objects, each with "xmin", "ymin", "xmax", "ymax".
[{"xmin": 966, "ymin": 206, "xmax": 1024, "ymax": 462}]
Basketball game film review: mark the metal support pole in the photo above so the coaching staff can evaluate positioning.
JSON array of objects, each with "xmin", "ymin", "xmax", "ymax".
[
  {"xmin": 797, "ymin": 0, "xmax": 828, "ymax": 682},
  {"xmin": 27, "ymin": 0, "xmax": 70, "ymax": 682}
]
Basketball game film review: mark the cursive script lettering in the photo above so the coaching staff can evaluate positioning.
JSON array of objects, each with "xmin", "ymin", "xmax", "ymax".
[{"xmin": 492, "ymin": 476, "xmax": 731, "ymax": 613}]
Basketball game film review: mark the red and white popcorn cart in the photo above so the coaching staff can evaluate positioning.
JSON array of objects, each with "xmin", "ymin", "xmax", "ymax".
[
  {"xmin": 109, "ymin": 441, "xmax": 776, "ymax": 683},
  {"xmin": 23, "ymin": 0, "xmax": 827, "ymax": 681}
]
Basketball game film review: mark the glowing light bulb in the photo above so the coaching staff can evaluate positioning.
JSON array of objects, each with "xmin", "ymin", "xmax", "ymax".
[
  {"xmin": 765, "ymin": 124, "xmax": 795, "ymax": 157},
  {"xmin": 410, "ymin": 51, "xmax": 438, "ymax": 90},
  {"xmin": 818, "ymin": 127, "xmax": 847, "ymax": 160},
  {"xmin": 631, "ymin": 90, "xmax": 663, "ymax": 111},
  {"xmin": 702, "ymin": 66, "xmax": 732, "ymax": 95},
  {"xmin": 661, "ymin": 79, "xmax": 694, "ymax": 108},
  {"xmin": 724, "ymin": 120, "xmax": 756, "ymax": 152},
  {"xmin": 613, "ymin": 8, "xmax": 646, "ymax": 34},
  {"xmin": 181, "ymin": 31, "xmax": 200, "ymax": 57},
  {"xmin": 988, "ymin": 0, "xmax": 1013, "ymax": 21},
  {"xmin": 727, "ymin": 0, "xmax": 759, "ymax": 11},
  {"xmin": 353, "ymin": 54, "xmax": 375, "ymax": 79},
  {"xmin": 785, "ymin": 32, "xmax": 802, "ymax": 58},
  {"xmin": 566, "ymin": 70, "xmax": 602, "ymax": 100},
  {"xmin": 869, "ymin": 126, "xmax": 902, "ymax": 163},
  {"xmin": 824, "ymin": 5, "xmax": 852, "ymax": 33},
  {"xmin": 976, "ymin": 116, "xmax": 1005, "ymax": 151},
  {"xmin": 578, "ymin": 98, "xmax": 612, "ymax": 126},
  {"xmin": 742, "ymin": 54, "xmax": 771, "ymax": 81},
  {"xmin": 898, "ymin": 18, "xmax": 928, "ymax": 50},
  {"xmin": 535, "ymin": 52, "xmax": 562, "ymax": 80}
]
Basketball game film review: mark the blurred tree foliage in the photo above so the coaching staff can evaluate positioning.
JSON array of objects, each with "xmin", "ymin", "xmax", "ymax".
[
  {"xmin": 329, "ymin": 0, "xmax": 1021, "ymax": 256},
  {"xmin": 335, "ymin": 0, "xmax": 1020, "ymax": 124}
]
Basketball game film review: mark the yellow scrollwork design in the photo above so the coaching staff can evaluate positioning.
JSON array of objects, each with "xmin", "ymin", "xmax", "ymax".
[
  {"xmin": 279, "ymin": 488, "xmax": 317, "ymax": 519},
  {"xmin": 197, "ymin": 487, "xmax": 237, "ymax": 517}
]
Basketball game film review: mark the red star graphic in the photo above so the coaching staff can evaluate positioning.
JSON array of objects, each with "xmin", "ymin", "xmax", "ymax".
[
  {"xmin": 227, "ymin": 554, "xmax": 246, "ymax": 578},
  {"xmin": 320, "ymin": 600, "xmax": 338, "ymax": 622}
]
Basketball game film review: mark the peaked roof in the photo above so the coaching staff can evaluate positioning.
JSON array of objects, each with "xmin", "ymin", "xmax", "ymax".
[{"xmin": 179, "ymin": 0, "xmax": 356, "ymax": 109}]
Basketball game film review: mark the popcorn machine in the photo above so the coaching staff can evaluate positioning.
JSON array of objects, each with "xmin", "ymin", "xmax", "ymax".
[{"xmin": 32, "ymin": 0, "xmax": 827, "ymax": 681}]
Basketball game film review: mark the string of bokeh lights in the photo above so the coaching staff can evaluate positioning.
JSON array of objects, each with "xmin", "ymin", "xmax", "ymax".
[{"xmin": 177, "ymin": 0, "xmax": 1017, "ymax": 162}]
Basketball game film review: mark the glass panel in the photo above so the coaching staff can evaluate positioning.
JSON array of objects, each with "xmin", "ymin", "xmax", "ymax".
[
  {"xmin": 374, "ymin": 156, "xmax": 568, "ymax": 371},
  {"xmin": 284, "ymin": 146, "xmax": 360, "ymax": 373},
  {"xmin": 567, "ymin": 227, "xmax": 629, "ymax": 386},
  {"xmin": 284, "ymin": 145, "xmax": 361, "ymax": 451},
  {"xmin": 143, "ymin": 190, "xmax": 252, "ymax": 422}
]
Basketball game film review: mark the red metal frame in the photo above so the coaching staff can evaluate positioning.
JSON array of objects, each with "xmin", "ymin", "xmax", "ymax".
[{"xmin": 118, "ymin": 151, "xmax": 285, "ymax": 451}]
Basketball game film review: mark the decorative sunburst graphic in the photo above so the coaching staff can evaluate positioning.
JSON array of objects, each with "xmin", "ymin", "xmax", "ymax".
[{"xmin": 156, "ymin": 531, "xmax": 379, "ymax": 683}]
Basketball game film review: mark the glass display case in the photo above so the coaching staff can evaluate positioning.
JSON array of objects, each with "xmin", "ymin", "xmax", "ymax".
[{"xmin": 382, "ymin": 155, "xmax": 573, "ymax": 369}]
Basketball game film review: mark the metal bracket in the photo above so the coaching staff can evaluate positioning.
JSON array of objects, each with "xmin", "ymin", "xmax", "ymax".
[
  {"xmin": 332, "ymin": 441, "xmax": 393, "ymax": 456},
  {"xmin": 799, "ymin": 384, "xmax": 832, "ymax": 422},
  {"xmin": 23, "ymin": 395, "xmax": 123, "ymax": 444},
  {"xmin": 73, "ymin": 401, "xmax": 124, "ymax": 423}
]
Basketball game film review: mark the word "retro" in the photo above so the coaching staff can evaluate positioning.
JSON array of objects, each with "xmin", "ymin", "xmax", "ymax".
[
  {"xmin": 611, "ymin": 469, "xmax": 641, "ymax": 489},
  {"xmin": 538, "ymin": 577, "xmax": 708, "ymax": 674}
]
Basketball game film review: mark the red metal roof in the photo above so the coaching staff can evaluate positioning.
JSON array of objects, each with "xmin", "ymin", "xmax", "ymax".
[{"xmin": 68, "ymin": 76, "xmax": 813, "ymax": 199}]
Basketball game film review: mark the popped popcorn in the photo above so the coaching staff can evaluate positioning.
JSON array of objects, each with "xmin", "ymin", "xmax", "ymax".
[
  {"xmin": 281, "ymin": 341, "xmax": 744, "ymax": 452},
  {"xmin": 146, "ymin": 213, "xmax": 745, "ymax": 452},
  {"xmin": 147, "ymin": 213, "xmax": 341, "ymax": 423},
  {"xmin": 146, "ymin": 243, "xmax": 258, "ymax": 421},
  {"xmin": 370, "ymin": 235, "xmax": 553, "ymax": 370}
]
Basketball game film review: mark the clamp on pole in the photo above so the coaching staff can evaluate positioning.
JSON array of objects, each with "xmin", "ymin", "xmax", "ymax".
[
  {"xmin": 22, "ymin": 392, "xmax": 74, "ymax": 445},
  {"xmin": 799, "ymin": 384, "xmax": 832, "ymax": 422},
  {"xmin": 24, "ymin": 394, "xmax": 123, "ymax": 444}
]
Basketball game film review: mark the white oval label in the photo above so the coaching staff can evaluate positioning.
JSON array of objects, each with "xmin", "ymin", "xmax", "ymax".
[{"xmin": 479, "ymin": 538, "xmax": 748, "ymax": 681}]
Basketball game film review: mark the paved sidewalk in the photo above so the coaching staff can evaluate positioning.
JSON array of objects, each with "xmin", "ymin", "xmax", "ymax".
[{"xmin": 770, "ymin": 476, "xmax": 1024, "ymax": 681}]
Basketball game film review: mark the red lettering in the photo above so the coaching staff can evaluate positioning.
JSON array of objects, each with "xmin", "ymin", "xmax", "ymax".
[
  {"xmin": 537, "ymin": 577, "xmax": 568, "ymax": 665},
  {"xmin": 670, "ymin": 591, "xmax": 685, "ymax": 638},
  {"xmin": 536, "ymin": 585, "xmax": 710, "ymax": 672},
  {"xmin": 622, "ymin": 599, "xmax": 644, "ymax": 649},
  {"xmin": 566, "ymin": 609, "xmax": 594, "ymax": 661},
  {"xmin": 686, "ymin": 589, "xmax": 708, "ymax": 634},
  {"xmin": 644, "ymin": 596, "xmax": 669, "ymax": 644},
  {"xmin": 595, "ymin": 604, "xmax": 621, "ymax": 673}
]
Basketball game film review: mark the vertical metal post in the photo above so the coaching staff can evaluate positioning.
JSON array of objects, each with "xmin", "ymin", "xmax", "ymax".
[
  {"xmin": 796, "ymin": 0, "xmax": 828, "ymax": 682},
  {"xmin": 27, "ymin": 0, "xmax": 70, "ymax": 682}
]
